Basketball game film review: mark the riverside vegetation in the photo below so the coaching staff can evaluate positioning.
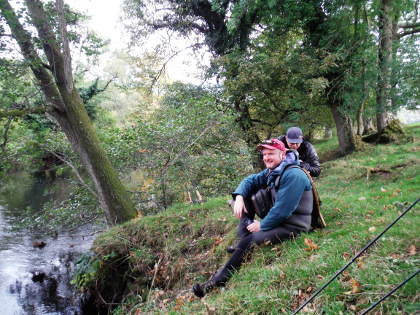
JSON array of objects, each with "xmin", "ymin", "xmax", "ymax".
[{"xmin": 72, "ymin": 123, "xmax": 419, "ymax": 315}]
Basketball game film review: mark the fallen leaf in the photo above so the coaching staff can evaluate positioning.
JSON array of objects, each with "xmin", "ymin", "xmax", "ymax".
[
  {"xmin": 409, "ymin": 245, "xmax": 417, "ymax": 256},
  {"xmin": 350, "ymin": 278, "xmax": 360, "ymax": 293},
  {"xmin": 343, "ymin": 252, "xmax": 350, "ymax": 260},
  {"xmin": 393, "ymin": 189, "xmax": 401, "ymax": 196},
  {"xmin": 358, "ymin": 196, "xmax": 367, "ymax": 201},
  {"xmin": 211, "ymin": 244, "xmax": 215, "ymax": 253},
  {"xmin": 304, "ymin": 238, "xmax": 319, "ymax": 251},
  {"xmin": 214, "ymin": 237, "xmax": 224, "ymax": 245},
  {"xmin": 381, "ymin": 187, "xmax": 387, "ymax": 192},
  {"xmin": 357, "ymin": 259, "xmax": 364, "ymax": 269},
  {"xmin": 369, "ymin": 227, "xmax": 376, "ymax": 233},
  {"xmin": 138, "ymin": 212, "xmax": 143, "ymax": 219},
  {"xmin": 309, "ymin": 254, "xmax": 318, "ymax": 261},
  {"xmin": 350, "ymin": 305, "xmax": 357, "ymax": 311},
  {"xmin": 375, "ymin": 195, "xmax": 382, "ymax": 200}
]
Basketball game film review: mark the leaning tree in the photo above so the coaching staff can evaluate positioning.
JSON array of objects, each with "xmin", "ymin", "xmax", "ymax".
[{"xmin": 0, "ymin": 0, "xmax": 137, "ymax": 225}]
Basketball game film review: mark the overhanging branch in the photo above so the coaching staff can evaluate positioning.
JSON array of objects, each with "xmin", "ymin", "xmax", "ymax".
[{"xmin": 0, "ymin": 106, "xmax": 46, "ymax": 118}]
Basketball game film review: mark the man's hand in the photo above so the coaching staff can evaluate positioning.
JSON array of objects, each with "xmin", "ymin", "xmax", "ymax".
[
  {"xmin": 247, "ymin": 220, "xmax": 261, "ymax": 233},
  {"xmin": 233, "ymin": 195, "xmax": 247, "ymax": 218}
]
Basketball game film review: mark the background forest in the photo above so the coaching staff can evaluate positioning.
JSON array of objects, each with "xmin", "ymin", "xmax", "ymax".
[{"xmin": 0, "ymin": 0, "xmax": 419, "ymax": 228}]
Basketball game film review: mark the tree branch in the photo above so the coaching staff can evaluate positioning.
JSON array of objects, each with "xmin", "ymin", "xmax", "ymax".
[
  {"xmin": 0, "ymin": 0, "xmax": 66, "ymax": 114},
  {"xmin": 51, "ymin": 152, "xmax": 98, "ymax": 198},
  {"xmin": 150, "ymin": 43, "xmax": 203, "ymax": 89},
  {"xmin": 399, "ymin": 22, "xmax": 420, "ymax": 29},
  {"xmin": 1, "ymin": 116, "xmax": 13, "ymax": 156},
  {"xmin": 0, "ymin": 106, "xmax": 46, "ymax": 118},
  {"xmin": 397, "ymin": 28, "xmax": 420, "ymax": 38},
  {"xmin": 56, "ymin": 0, "xmax": 73, "ymax": 93}
]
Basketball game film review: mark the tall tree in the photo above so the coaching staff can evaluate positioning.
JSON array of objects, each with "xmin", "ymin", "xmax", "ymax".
[
  {"xmin": 0, "ymin": 0, "xmax": 137, "ymax": 225},
  {"xmin": 376, "ymin": 0, "xmax": 420, "ymax": 133},
  {"xmin": 376, "ymin": 0, "xmax": 395, "ymax": 133}
]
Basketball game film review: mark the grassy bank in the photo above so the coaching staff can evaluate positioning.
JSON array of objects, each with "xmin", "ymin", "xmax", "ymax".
[{"xmin": 74, "ymin": 123, "xmax": 419, "ymax": 314}]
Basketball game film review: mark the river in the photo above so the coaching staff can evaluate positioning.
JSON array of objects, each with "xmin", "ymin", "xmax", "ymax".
[{"xmin": 0, "ymin": 171, "xmax": 99, "ymax": 314}]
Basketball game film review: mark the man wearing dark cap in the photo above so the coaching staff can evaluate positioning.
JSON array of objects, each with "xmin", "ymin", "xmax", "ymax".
[
  {"xmin": 278, "ymin": 127, "xmax": 321, "ymax": 177},
  {"xmin": 193, "ymin": 139, "xmax": 314, "ymax": 297}
]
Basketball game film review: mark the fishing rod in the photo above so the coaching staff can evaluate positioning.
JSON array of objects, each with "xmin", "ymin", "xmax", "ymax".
[
  {"xmin": 360, "ymin": 269, "xmax": 419, "ymax": 315},
  {"xmin": 292, "ymin": 196, "xmax": 420, "ymax": 315}
]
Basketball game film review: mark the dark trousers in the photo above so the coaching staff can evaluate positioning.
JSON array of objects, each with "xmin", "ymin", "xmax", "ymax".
[{"xmin": 213, "ymin": 212, "xmax": 302, "ymax": 284}]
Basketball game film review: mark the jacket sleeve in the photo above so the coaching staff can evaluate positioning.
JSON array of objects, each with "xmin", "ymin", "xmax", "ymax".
[
  {"xmin": 232, "ymin": 170, "xmax": 267, "ymax": 200},
  {"xmin": 260, "ymin": 168, "xmax": 311, "ymax": 231},
  {"xmin": 300, "ymin": 142, "xmax": 321, "ymax": 177}
]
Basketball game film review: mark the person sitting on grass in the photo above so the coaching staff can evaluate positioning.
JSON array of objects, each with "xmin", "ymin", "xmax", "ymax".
[
  {"xmin": 193, "ymin": 139, "xmax": 315, "ymax": 297},
  {"xmin": 278, "ymin": 126, "xmax": 321, "ymax": 177}
]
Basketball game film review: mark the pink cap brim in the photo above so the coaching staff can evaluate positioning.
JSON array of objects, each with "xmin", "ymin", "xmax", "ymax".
[{"xmin": 256, "ymin": 144, "xmax": 280, "ymax": 151}]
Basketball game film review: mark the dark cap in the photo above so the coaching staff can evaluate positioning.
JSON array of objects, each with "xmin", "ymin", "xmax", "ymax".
[{"xmin": 286, "ymin": 127, "xmax": 303, "ymax": 143}]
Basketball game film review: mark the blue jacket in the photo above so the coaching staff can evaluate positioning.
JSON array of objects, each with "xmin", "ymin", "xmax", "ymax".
[{"xmin": 232, "ymin": 151, "xmax": 312, "ymax": 231}]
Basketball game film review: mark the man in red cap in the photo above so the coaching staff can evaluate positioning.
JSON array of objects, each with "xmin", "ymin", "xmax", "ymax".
[{"xmin": 193, "ymin": 139, "xmax": 314, "ymax": 297}]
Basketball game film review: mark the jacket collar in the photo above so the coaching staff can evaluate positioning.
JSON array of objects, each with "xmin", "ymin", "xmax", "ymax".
[{"xmin": 267, "ymin": 150, "xmax": 300, "ymax": 183}]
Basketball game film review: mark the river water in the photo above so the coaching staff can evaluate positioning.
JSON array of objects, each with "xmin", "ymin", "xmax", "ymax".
[{"xmin": 0, "ymin": 171, "xmax": 99, "ymax": 314}]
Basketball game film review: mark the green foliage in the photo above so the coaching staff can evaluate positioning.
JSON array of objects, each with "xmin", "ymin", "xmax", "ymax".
[
  {"xmin": 217, "ymin": 44, "xmax": 334, "ymax": 137},
  {"xmin": 105, "ymin": 81, "xmax": 254, "ymax": 210},
  {"xmin": 71, "ymin": 250, "xmax": 119, "ymax": 294},
  {"xmin": 76, "ymin": 123, "xmax": 419, "ymax": 314},
  {"xmin": 0, "ymin": 118, "xmax": 41, "ymax": 174},
  {"xmin": 0, "ymin": 59, "xmax": 32, "ymax": 110}
]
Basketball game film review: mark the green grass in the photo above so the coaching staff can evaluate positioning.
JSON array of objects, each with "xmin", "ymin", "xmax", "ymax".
[{"xmin": 78, "ymin": 123, "xmax": 420, "ymax": 315}]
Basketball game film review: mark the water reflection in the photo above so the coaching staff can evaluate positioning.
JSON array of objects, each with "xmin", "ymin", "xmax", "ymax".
[{"xmin": 0, "ymin": 171, "xmax": 98, "ymax": 314}]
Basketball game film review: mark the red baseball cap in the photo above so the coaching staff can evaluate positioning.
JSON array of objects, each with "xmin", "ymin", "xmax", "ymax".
[{"xmin": 256, "ymin": 139, "xmax": 286, "ymax": 152}]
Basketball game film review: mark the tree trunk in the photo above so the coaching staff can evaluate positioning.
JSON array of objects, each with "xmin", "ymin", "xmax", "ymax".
[
  {"xmin": 356, "ymin": 58, "xmax": 367, "ymax": 136},
  {"xmin": 363, "ymin": 117, "xmax": 375, "ymax": 135},
  {"xmin": 376, "ymin": 0, "xmax": 394, "ymax": 133},
  {"xmin": 324, "ymin": 125, "xmax": 332, "ymax": 139},
  {"xmin": 330, "ymin": 102, "xmax": 356, "ymax": 154},
  {"xmin": 233, "ymin": 98, "xmax": 265, "ymax": 170},
  {"xmin": 0, "ymin": 0, "xmax": 137, "ymax": 225}
]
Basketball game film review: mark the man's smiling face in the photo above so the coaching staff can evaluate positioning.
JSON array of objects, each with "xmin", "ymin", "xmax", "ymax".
[{"xmin": 262, "ymin": 148, "xmax": 284, "ymax": 169}]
